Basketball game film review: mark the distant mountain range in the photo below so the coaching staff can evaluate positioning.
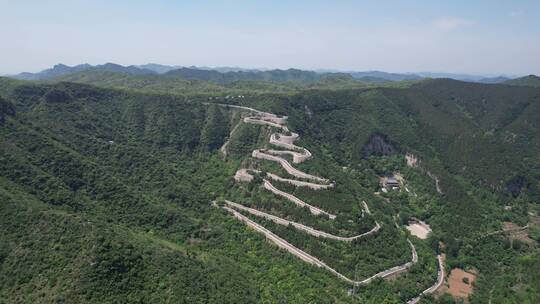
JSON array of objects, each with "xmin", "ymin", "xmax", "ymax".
[
  {"xmin": 7, "ymin": 64, "xmax": 365, "ymax": 84},
  {"xmin": 136, "ymin": 63, "xmax": 181, "ymax": 74},
  {"xmin": 164, "ymin": 67, "xmax": 321, "ymax": 84},
  {"xmin": 349, "ymin": 71, "xmax": 421, "ymax": 82},
  {"xmin": 13, "ymin": 63, "xmax": 156, "ymax": 80},
  {"xmin": 476, "ymin": 76, "xmax": 512, "ymax": 84},
  {"xmin": 7, "ymin": 63, "xmax": 530, "ymax": 84}
]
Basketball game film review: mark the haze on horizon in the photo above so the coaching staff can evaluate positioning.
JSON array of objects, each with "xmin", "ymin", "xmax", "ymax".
[{"xmin": 1, "ymin": 0, "xmax": 539, "ymax": 76}]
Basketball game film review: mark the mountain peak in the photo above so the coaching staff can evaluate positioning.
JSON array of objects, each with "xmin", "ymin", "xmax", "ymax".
[{"xmin": 53, "ymin": 63, "xmax": 70, "ymax": 69}]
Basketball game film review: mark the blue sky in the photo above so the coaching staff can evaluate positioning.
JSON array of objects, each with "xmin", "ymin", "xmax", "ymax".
[{"xmin": 1, "ymin": 0, "xmax": 539, "ymax": 75}]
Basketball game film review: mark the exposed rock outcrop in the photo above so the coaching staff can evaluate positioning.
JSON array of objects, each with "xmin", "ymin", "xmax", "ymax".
[
  {"xmin": 406, "ymin": 152, "xmax": 443, "ymax": 194},
  {"xmin": 363, "ymin": 133, "xmax": 399, "ymax": 157},
  {"xmin": 506, "ymin": 175, "xmax": 527, "ymax": 198}
]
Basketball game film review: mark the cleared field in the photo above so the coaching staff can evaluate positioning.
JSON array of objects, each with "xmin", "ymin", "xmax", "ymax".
[
  {"xmin": 406, "ymin": 223, "xmax": 431, "ymax": 239},
  {"xmin": 439, "ymin": 268, "xmax": 477, "ymax": 302}
]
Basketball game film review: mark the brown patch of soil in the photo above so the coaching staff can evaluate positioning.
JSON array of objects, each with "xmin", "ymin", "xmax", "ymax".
[
  {"xmin": 503, "ymin": 222, "xmax": 533, "ymax": 243},
  {"xmin": 439, "ymin": 268, "xmax": 476, "ymax": 302}
]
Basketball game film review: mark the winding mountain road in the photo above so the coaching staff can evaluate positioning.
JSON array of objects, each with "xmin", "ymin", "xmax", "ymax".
[
  {"xmin": 252, "ymin": 149, "xmax": 328, "ymax": 183},
  {"xmin": 235, "ymin": 169, "xmax": 334, "ymax": 190},
  {"xmin": 211, "ymin": 103, "xmax": 422, "ymax": 287},
  {"xmin": 223, "ymin": 200, "xmax": 380, "ymax": 241},
  {"xmin": 262, "ymin": 179, "xmax": 336, "ymax": 219},
  {"xmin": 215, "ymin": 201, "xmax": 417, "ymax": 286},
  {"xmin": 407, "ymin": 254, "xmax": 445, "ymax": 304}
]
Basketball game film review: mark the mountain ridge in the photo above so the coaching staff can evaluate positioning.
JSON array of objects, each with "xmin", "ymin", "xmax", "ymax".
[
  {"xmin": 504, "ymin": 74, "xmax": 540, "ymax": 87},
  {"xmin": 9, "ymin": 63, "xmax": 528, "ymax": 84},
  {"xmin": 11, "ymin": 63, "xmax": 157, "ymax": 80}
]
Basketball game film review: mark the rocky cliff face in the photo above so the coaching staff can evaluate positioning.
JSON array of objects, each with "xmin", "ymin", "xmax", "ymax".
[
  {"xmin": 506, "ymin": 176, "xmax": 528, "ymax": 198},
  {"xmin": 363, "ymin": 133, "xmax": 399, "ymax": 157}
]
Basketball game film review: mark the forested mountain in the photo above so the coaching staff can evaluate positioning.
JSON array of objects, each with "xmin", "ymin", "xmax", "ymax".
[
  {"xmin": 136, "ymin": 63, "xmax": 183, "ymax": 74},
  {"xmin": 350, "ymin": 71, "xmax": 422, "ymax": 81},
  {"xmin": 476, "ymin": 76, "xmax": 510, "ymax": 84},
  {"xmin": 11, "ymin": 63, "xmax": 157, "ymax": 80},
  {"xmin": 353, "ymin": 76, "xmax": 393, "ymax": 83},
  {"xmin": 12, "ymin": 62, "xmax": 527, "ymax": 86},
  {"xmin": 0, "ymin": 75, "xmax": 539, "ymax": 303},
  {"xmin": 12, "ymin": 64, "xmax": 340, "ymax": 83},
  {"xmin": 12, "ymin": 63, "xmax": 93, "ymax": 80},
  {"xmin": 52, "ymin": 70, "xmax": 377, "ymax": 95},
  {"xmin": 504, "ymin": 75, "xmax": 540, "ymax": 87},
  {"xmin": 164, "ymin": 67, "xmax": 323, "ymax": 84}
]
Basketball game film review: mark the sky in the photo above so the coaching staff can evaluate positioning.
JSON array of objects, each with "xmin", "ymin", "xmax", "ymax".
[{"xmin": 1, "ymin": 0, "xmax": 539, "ymax": 76}]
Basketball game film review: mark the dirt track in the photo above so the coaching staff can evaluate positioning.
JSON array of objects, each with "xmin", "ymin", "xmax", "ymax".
[{"xmin": 476, "ymin": 224, "xmax": 529, "ymax": 240}]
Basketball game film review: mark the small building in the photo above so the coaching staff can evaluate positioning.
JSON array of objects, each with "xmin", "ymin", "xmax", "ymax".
[{"xmin": 384, "ymin": 177, "xmax": 400, "ymax": 190}]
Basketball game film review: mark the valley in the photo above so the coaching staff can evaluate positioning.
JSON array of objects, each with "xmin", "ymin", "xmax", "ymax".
[
  {"xmin": 3, "ymin": 2, "xmax": 540, "ymax": 303},
  {"xmin": 0, "ymin": 73, "xmax": 539, "ymax": 303}
]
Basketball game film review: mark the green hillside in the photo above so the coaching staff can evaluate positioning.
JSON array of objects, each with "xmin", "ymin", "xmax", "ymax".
[
  {"xmin": 243, "ymin": 79, "xmax": 540, "ymax": 200},
  {"xmin": 504, "ymin": 75, "xmax": 540, "ymax": 88},
  {"xmin": 164, "ymin": 67, "xmax": 321, "ymax": 84},
  {"xmin": 51, "ymin": 70, "xmax": 367, "ymax": 95},
  {"xmin": 1, "ymin": 77, "xmax": 539, "ymax": 303}
]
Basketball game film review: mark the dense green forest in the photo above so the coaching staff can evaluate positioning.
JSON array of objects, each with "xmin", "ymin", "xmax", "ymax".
[
  {"xmin": 1, "ymin": 74, "xmax": 539, "ymax": 303},
  {"xmin": 50, "ymin": 70, "xmax": 379, "ymax": 95}
]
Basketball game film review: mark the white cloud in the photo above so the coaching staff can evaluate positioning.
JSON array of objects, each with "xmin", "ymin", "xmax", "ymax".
[{"xmin": 433, "ymin": 17, "xmax": 474, "ymax": 31}]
